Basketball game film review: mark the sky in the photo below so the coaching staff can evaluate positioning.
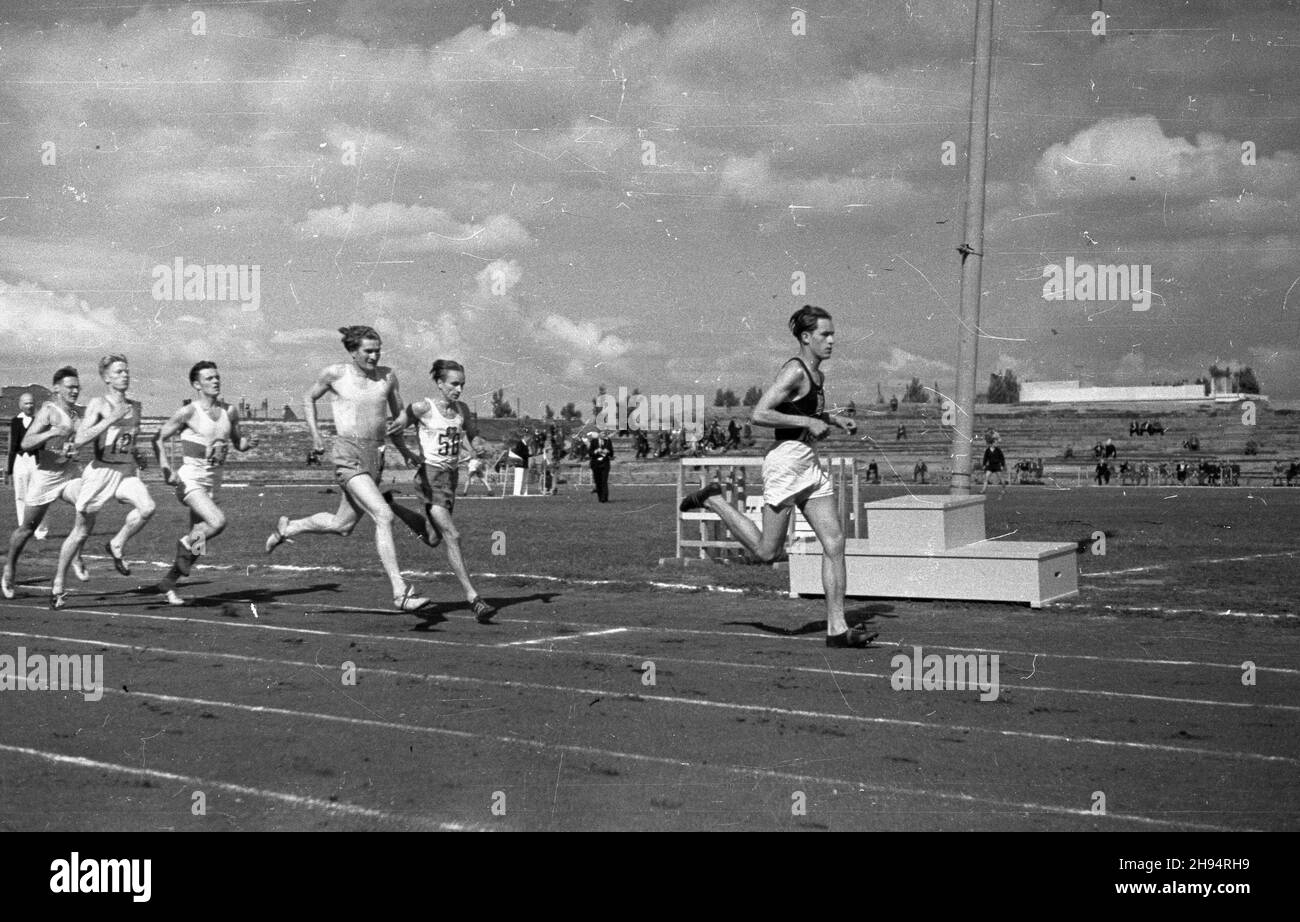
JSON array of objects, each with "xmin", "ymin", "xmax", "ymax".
[{"xmin": 0, "ymin": 0, "xmax": 1296, "ymax": 415}]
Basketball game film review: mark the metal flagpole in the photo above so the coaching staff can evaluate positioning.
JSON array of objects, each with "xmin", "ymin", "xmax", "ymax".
[{"xmin": 950, "ymin": 0, "xmax": 995, "ymax": 496}]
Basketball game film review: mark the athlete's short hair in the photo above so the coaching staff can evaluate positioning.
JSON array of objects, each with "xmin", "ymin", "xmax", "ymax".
[
  {"xmin": 339, "ymin": 325, "xmax": 381, "ymax": 352},
  {"xmin": 52, "ymin": 366, "xmax": 78, "ymax": 385},
  {"xmin": 189, "ymin": 360, "xmax": 218, "ymax": 384},
  {"xmin": 789, "ymin": 305, "xmax": 832, "ymax": 342},
  {"xmin": 98, "ymin": 353, "xmax": 129, "ymax": 377},
  {"xmin": 430, "ymin": 359, "xmax": 465, "ymax": 382}
]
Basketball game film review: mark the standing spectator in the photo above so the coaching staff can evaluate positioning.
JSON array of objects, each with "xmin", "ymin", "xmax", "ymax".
[
  {"xmin": 896, "ymin": 422, "xmax": 907, "ymax": 441},
  {"xmin": 981, "ymin": 434, "xmax": 1007, "ymax": 495},
  {"xmin": 507, "ymin": 432, "xmax": 531, "ymax": 495},
  {"xmin": 727, "ymin": 418, "xmax": 740, "ymax": 450},
  {"xmin": 588, "ymin": 430, "xmax": 613, "ymax": 503},
  {"xmin": 7, "ymin": 393, "xmax": 49, "ymax": 540},
  {"xmin": 1103, "ymin": 438, "xmax": 1117, "ymax": 461},
  {"xmin": 1095, "ymin": 460, "xmax": 1111, "ymax": 485},
  {"xmin": 913, "ymin": 459, "xmax": 929, "ymax": 484},
  {"xmin": 742, "ymin": 422, "xmax": 753, "ymax": 447}
]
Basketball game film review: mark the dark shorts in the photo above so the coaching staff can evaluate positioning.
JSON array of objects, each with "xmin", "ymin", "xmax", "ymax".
[
  {"xmin": 333, "ymin": 436, "xmax": 383, "ymax": 486},
  {"xmin": 415, "ymin": 465, "xmax": 457, "ymax": 512}
]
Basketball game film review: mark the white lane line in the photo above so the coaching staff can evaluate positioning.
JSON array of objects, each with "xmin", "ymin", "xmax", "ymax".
[
  {"xmin": 4, "ymin": 629, "xmax": 1295, "ymax": 768},
  {"xmin": 496, "ymin": 628, "xmax": 628, "ymax": 647},
  {"xmin": 1083, "ymin": 550, "xmax": 1299, "ymax": 578},
  {"xmin": 7, "ymin": 599, "xmax": 1298, "ymax": 677},
  {"xmin": 1051, "ymin": 602, "xmax": 1297, "ymax": 621},
  {"xmin": 0, "ymin": 742, "xmax": 489, "ymax": 832},
  {"xmin": 4, "ymin": 626, "xmax": 1292, "ymax": 714},
  {"xmin": 78, "ymin": 556, "xmax": 760, "ymax": 597},
  {"xmin": 11, "ymin": 686, "xmax": 1234, "ymax": 831}
]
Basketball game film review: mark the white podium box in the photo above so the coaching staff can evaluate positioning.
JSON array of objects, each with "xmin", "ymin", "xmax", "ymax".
[
  {"xmin": 862, "ymin": 494, "xmax": 986, "ymax": 552},
  {"xmin": 788, "ymin": 536, "xmax": 1079, "ymax": 608},
  {"xmin": 788, "ymin": 493, "xmax": 1080, "ymax": 609}
]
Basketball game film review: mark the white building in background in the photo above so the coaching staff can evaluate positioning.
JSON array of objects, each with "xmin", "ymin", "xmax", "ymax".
[{"xmin": 1019, "ymin": 380, "xmax": 1265, "ymax": 405}]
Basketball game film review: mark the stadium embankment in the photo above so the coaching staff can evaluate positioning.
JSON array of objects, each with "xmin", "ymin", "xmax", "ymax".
[{"xmin": 4, "ymin": 403, "xmax": 1296, "ymax": 488}]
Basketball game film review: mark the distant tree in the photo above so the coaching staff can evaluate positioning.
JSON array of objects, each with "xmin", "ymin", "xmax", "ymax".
[
  {"xmin": 544, "ymin": 404, "xmax": 555, "ymax": 419},
  {"xmin": 714, "ymin": 388, "xmax": 739, "ymax": 407},
  {"xmin": 491, "ymin": 388, "xmax": 516, "ymax": 418},
  {"xmin": 902, "ymin": 377, "xmax": 929, "ymax": 403},
  {"xmin": 559, "ymin": 402, "xmax": 581, "ymax": 421},
  {"xmin": 1237, "ymin": 367, "xmax": 1261, "ymax": 394},
  {"xmin": 986, "ymin": 369, "xmax": 1021, "ymax": 404},
  {"xmin": 742, "ymin": 385, "xmax": 764, "ymax": 407},
  {"xmin": 282, "ymin": 404, "xmax": 297, "ymax": 421},
  {"xmin": 876, "ymin": 382, "xmax": 885, "ymax": 404}
]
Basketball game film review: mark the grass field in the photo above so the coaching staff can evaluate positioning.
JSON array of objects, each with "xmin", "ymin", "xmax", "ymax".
[{"xmin": 1, "ymin": 479, "xmax": 1297, "ymax": 831}]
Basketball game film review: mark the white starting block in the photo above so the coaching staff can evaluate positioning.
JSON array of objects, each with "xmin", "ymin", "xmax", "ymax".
[{"xmin": 788, "ymin": 493, "xmax": 1079, "ymax": 609}]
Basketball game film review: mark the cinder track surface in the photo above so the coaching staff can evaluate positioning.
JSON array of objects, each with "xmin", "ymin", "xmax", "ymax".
[{"xmin": 1, "ymin": 484, "xmax": 1296, "ymax": 831}]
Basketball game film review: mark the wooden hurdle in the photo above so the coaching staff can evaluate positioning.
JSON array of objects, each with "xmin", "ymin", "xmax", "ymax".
[{"xmin": 675, "ymin": 456, "xmax": 864, "ymax": 561}]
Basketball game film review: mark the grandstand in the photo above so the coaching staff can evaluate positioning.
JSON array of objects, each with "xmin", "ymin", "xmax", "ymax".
[{"xmin": 4, "ymin": 402, "xmax": 1295, "ymax": 487}]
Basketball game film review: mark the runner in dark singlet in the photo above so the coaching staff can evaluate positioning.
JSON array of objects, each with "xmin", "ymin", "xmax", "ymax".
[{"xmin": 679, "ymin": 306, "xmax": 873, "ymax": 648}]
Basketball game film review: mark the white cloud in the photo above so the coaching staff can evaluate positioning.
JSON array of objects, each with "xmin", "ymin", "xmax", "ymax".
[
  {"xmin": 540, "ymin": 314, "xmax": 630, "ymax": 360},
  {"xmin": 297, "ymin": 204, "xmax": 533, "ymax": 254},
  {"xmin": 0, "ymin": 278, "xmax": 121, "ymax": 353},
  {"xmin": 1035, "ymin": 116, "xmax": 1299, "ymax": 203},
  {"xmin": 719, "ymin": 153, "xmax": 917, "ymax": 210}
]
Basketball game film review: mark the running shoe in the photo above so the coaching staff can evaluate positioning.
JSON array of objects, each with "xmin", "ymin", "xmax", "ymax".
[
  {"xmin": 678, "ymin": 482, "xmax": 724, "ymax": 513},
  {"xmin": 826, "ymin": 626, "xmax": 878, "ymax": 648},
  {"xmin": 265, "ymin": 516, "xmax": 293, "ymax": 554},
  {"xmin": 393, "ymin": 584, "xmax": 434, "ymax": 613},
  {"xmin": 174, "ymin": 538, "xmax": 198, "ymax": 577},
  {"xmin": 470, "ymin": 597, "xmax": 497, "ymax": 624},
  {"xmin": 105, "ymin": 541, "xmax": 131, "ymax": 575}
]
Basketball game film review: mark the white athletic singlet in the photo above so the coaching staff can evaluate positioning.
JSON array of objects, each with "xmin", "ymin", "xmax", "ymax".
[
  {"xmin": 179, "ymin": 403, "xmax": 233, "ymax": 471},
  {"xmin": 414, "ymin": 399, "xmax": 463, "ymax": 471},
  {"xmin": 95, "ymin": 397, "xmax": 141, "ymax": 472},
  {"xmin": 35, "ymin": 403, "xmax": 82, "ymax": 471},
  {"xmin": 330, "ymin": 368, "xmax": 385, "ymax": 437}
]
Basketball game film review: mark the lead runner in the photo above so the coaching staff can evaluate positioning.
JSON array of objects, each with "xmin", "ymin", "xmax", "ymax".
[{"xmin": 679, "ymin": 305, "xmax": 875, "ymax": 648}]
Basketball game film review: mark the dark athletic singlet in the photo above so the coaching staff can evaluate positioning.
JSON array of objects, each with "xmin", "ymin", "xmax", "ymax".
[{"xmin": 773, "ymin": 358, "xmax": 824, "ymax": 445}]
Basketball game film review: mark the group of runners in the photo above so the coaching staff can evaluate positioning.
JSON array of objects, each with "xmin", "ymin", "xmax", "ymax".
[
  {"xmin": 5, "ymin": 308, "xmax": 881, "ymax": 649},
  {"xmin": 2, "ymin": 325, "xmax": 495, "ymax": 622}
]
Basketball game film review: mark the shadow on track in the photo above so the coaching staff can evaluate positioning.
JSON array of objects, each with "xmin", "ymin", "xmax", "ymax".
[{"xmin": 725, "ymin": 603, "xmax": 894, "ymax": 636}]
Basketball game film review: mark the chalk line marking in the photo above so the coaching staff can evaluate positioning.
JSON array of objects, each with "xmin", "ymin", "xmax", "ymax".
[
  {"xmin": 0, "ymin": 743, "xmax": 489, "ymax": 831},
  {"xmin": 1, "ymin": 690, "xmax": 1238, "ymax": 832},
  {"xmin": 7, "ymin": 598, "xmax": 1295, "ymax": 678},
  {"xmin": 496, "ymin": 627, "xmax": 628, "ymax": 647},
  {"xmin": 3, "ymin": 629, "xmax": 1295, "ymax": 768},
  {"xmin": 5, "ymin": 624, "xmax": 1291, "ymax": 713}
]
